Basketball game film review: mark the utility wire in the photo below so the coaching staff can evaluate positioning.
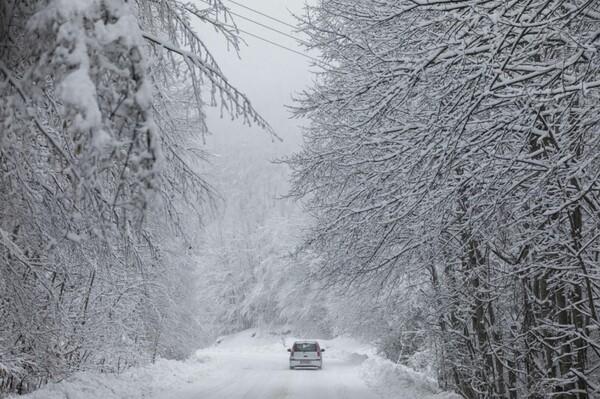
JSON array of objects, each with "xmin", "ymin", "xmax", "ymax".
[
  {"xmin": 236, "ymin": 28, "xmax": 322, "ymax": 63},
  {"xmin": 224, "ymin": 0, "xmax": 298, "ymax": 30},
  {"xmin": 196, "ymin": 0, "xmax": 322, "ymax": 63},
  {"xmin": 228, "ymin": 9, "xmax": 310, "ymax": 46},
  {"xmin": 197, "ymin": 0, "xmax": 309, "ymax": 46}
]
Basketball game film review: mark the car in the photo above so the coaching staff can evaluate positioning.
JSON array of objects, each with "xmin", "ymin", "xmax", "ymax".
[{"xmin": 287, "ymin": 340, "xmax": 325, "ymax": 370}]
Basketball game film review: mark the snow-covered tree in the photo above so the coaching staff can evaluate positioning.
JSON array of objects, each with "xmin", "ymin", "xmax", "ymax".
[
  {"xmin": 0, "ymin": 0, "xmax": 270, "ymax": 393},
  {"xmin": 289, "ymin": 1, "xmax": 600, "ymax": 397}
]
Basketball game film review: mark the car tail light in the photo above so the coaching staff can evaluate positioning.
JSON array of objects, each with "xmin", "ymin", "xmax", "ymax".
[
  {"xmin": 317, "ymin": 347, "xmax": 321, "ymax": 357},
  {"xmin": 291, "ymin": 349, "xmax": 295, "ymax": 358}
]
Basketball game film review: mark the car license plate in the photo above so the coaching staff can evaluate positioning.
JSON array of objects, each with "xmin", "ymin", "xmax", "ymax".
[{"xmin": 300, "ymin": 360, "xmax": 311, "ymax": 364}]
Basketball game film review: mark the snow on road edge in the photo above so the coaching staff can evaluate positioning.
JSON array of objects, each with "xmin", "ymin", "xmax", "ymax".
[
  {"xmin": 359, "ymin": 357, "xmax": 462, "ymax": 399},
  {"xmin": 8, "ymin": 328, "xmax": 461, "ymax": 399},
  {"xmin": 5, "ymin": 355, "xmax": 214, "ymax": 399}
]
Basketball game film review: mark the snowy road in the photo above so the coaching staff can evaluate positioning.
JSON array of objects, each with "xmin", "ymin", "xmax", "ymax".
[
  {"xmin": 14, "ymin": 328, "xmax": 458, "ymax": 399},
  {"xmin": 153, "ymin": 341, "xmax": 381, "ymax": 399}
]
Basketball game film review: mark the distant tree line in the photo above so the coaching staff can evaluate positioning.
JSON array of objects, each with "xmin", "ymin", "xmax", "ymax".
[{"xmin": 193, "ymin": 139, "xmax": 331, "ymax": 340}]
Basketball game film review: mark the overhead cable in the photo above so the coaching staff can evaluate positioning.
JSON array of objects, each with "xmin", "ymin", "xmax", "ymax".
[
  {"xmin": 224, "ymin": 0, "xmax": 299, "ymax": 30},
  {"xmin": 236, "ymin": 28, "xmax": 322, "ymax": 63},
  {"xmin": 196, "ymin": 0, "xmax": 321, "ymax": 63},
  {"xmin": 227, "ymin": 9, "xmax": 310, "ymax": 46},
  {"xmin": 197, "ymin": 0, "xmax": 309, "ymax": 46}
]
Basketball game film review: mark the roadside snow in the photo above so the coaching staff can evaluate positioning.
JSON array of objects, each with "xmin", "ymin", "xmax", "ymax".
[
  {"xmin": 6, "ymin": 356, "xmax": 213, "ymax": 399},
  {"xmin": 360, "ymin": 357, "xmax": 462, "ymax": 399},
  {"xmin": 9, "ymin": 327, "xmax": 460, "ymax": 399}
]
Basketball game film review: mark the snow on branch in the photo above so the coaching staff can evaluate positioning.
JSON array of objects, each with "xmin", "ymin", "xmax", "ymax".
[{"xmin": 139, "ymin": 0, "xmax": 280, "ymax": 141}]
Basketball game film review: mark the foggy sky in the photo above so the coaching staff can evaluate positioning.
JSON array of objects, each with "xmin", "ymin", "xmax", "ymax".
[{"xmin": 195, "ymin": 0, "xmax": 317, "ymax": 157}]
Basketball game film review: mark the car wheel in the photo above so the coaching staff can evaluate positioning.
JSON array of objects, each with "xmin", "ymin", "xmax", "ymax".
[{"xmin": 290, "ymin": 366, "xmax": 294, "ymax": 370}]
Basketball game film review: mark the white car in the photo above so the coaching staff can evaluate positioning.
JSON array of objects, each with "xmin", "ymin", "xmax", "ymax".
[{"xmin": 287, "ymin": 341, "xmax": 325, "ymax": 369}]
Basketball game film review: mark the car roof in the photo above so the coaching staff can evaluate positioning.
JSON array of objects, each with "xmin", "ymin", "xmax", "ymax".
[{"xmin": 293, "ymin": 340, "xmax": 319, "ymax": 343}]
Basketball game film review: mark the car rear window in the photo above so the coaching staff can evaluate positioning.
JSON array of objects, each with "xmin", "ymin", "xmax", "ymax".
[{"xmin": 293, "ymin": 343, "xmax": 318, "ymax": 352}]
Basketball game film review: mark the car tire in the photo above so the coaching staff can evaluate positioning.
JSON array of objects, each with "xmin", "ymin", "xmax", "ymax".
[{"xmin": 290, "ymin": 366, "xmax": 294, "ymax": 370}]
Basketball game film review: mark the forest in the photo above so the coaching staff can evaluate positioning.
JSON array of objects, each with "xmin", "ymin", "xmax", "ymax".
[
  {"xmin": 286, "ymin": 1, "xmax": 600, "ymax": 398},
  {"xmin": 2, "ymin": 1, "xmax": 600, "ymax": 398},
  {"xmin": 0, "ymin": 0, "xmax": 274, "ymax": 394}
]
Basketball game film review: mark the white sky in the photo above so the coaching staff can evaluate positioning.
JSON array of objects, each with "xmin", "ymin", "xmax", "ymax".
[{"xmin": 195, "ymin": 0, "xmax": 317, "ymax": 157}]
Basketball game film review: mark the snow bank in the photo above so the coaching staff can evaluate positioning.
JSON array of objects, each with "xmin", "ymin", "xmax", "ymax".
[
  {"xmin": 9, "ymin": 327, "xmax": 461, "ymax": 399},
  {"xmin": 360, "ymin": 357, "xmax": 462, "ymax": 399},
  {"xmin": 7, "ymin": 356, "xmax": 212, "ymax": 399},
  {"xmin": 208, "ymin": 327, "xmax": 375, "ymax": 359},
  {"xmin": 214, "ymin": 326, "xmax": 290, "ymax": 349},
  {"xmin": 209, "ymin": 326, "xmax": 292, "ymax": 355}
]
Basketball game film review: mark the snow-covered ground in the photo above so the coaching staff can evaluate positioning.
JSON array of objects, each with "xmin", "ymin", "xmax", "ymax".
[{"xmin": 9, "ymin": 328, "xmax": 460, "ymax": 399}]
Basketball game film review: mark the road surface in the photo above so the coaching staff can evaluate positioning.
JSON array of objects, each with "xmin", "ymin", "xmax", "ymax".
[{"xmin": 153, "ymin": 348, "xmax": 381, "ymax": 399}]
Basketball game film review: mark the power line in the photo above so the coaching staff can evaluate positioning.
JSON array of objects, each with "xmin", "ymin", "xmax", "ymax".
[
  {"xmin": 228, "ymin": 9, "xmax": 310, "ymax": 46},
  {"xmin": 224, "ymin": 0, "xmax": 298, "ymax": 30},
  {"xmin": 236, "ymin": 28, "xmax": 322, "ymax": 63},
  {"xmin": 196, "ymin": 0, "xmax": 321, "ymax": 63},
  {"xmin": 196, "ymin": 0, "xmax": 309, "ymax": 46}
]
